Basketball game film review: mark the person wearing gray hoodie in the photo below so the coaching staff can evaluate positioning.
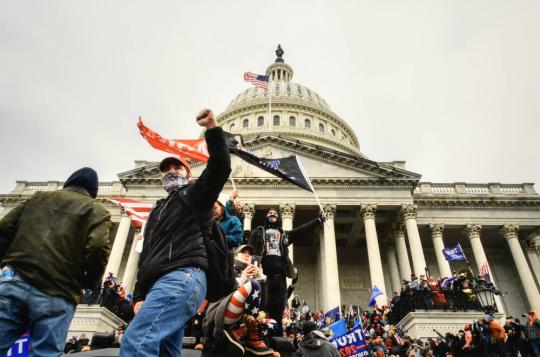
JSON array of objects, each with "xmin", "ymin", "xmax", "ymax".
[{"xmin": 295, "ymin": 321, "xmax": 340, "ymax": 357}]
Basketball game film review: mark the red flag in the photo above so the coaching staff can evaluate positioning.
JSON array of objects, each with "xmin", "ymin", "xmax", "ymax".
[
  {"xmin": 109, "ymin": 198, "xmax": 153, "ymax": 229},
  {"xmin": 137, "ymin": 117, "xmax": 209, "ymax": 163},
  {"xmin": 479, "ymin": 262, "xmax": 491, "ymax": 283}
]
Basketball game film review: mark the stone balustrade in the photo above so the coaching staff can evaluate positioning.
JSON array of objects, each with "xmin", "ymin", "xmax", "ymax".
[
  {"xmin": 414, "ymin": 182, "xmax": 536, "ymax": 195},
  {"xmin": 11, "ymin": 181, "xmax": 125, "ymax": 196}
]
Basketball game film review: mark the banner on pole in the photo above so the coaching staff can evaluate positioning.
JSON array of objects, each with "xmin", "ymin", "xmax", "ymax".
[
  {"xmin": 442, "ymin": 243, "xmax": 466, "ymax": 261},
  {"xmin": 330, "ymin": 323, "xmax": 369, "ymax": 357},
  {"xmin": 137, "ymin": 118, "xmax": 314, "ymax": 192},
  {"xmin": 5, "ymin": 333, "xmax": 30, "ymax": 357}
]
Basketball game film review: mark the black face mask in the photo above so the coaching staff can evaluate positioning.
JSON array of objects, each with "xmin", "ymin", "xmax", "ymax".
[{"xmin": 265, "ymin": 214, "xmax": 279, "ymax": 228}]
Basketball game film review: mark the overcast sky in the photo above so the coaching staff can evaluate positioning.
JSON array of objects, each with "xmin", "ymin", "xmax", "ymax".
[{"xmin": 1, "ymin": 1, "xmax": 539, "ymax": 193}]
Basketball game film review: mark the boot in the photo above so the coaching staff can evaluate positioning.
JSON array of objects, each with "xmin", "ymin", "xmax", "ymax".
[
  {"xmin": 228, "ymin": 322, "xmax": 248, "ymax": 344},
  {"xmin": 223, "ymin": 322, "xmax": 247, "ymax": 356},
  {"xmin": 244, "ymin": 315, "xmax": 275, "ymax": 356}
]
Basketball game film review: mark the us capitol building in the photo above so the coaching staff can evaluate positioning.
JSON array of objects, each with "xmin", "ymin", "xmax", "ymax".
[{"xmin": 1, "ymin": 47, "xmax": 540, "ymax": 338}]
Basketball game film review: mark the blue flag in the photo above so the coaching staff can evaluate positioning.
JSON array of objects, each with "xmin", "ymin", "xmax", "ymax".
[
  {"xmin": 328, "ymin": 319, "xmax": 348, "ymax": 338},
  {"xmin": 5, "ymin": 332, "xmax": 30, "ymax": 357},
  {"xmin": 368, "ymin": 286, "xmax": 384, "ymax": 307},
  {"xmin": 330, "ymin": 321, "xmax": 368, "ymax": 357},
  {"xmin": 442, "ymin": 243, "xmax": 466, "ymax": 261},
  {"xmin": 324, "ymin": 306, "xmax": 341, "ymax": 324}
]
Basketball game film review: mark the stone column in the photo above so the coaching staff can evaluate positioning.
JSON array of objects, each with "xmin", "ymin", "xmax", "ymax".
[
  {"xmin": 280, "ymin": 203, "xmax": 296, "ymax": 262},
  {"xmin": 320, "ymin": 204, "xmax": 341, "ymax": 312},
  {"xmin": 317, "ymin": 229, "xmax": 326, "ymax": 310},
  {"xmin": 429, "ymin": 223, "xmax": 452, "ymax": 278},
  {"xmin": 386, "ymin": 246, "xmax": 401, "ymax": 294},
  {"xmin": 393, "ymin": 223, "xmax": 412, "ymax": 281},
  {"xmin": 501, "ymin": 224, "xmax": 540, "ymax": 310},
  {"xmin": 104, "ymin": 214, "xmax": 131, "ymax": 279},
  {"xmin": 360, "ymin": 204, "xmax": 386, "ymax": 296},
  {"xmin": 243, "ymin": 203, "xmax": 255, "ymax": 232},
  {"xmin": 465, "ymin": 224, "xmax": 505, "ymax": 313},
  {"xmin": 525, "ymin": 232, "xmax": 540, "ymax": 286},
  {"xmin": 401, "ymin": 205, "xmax": 427, "ymax": 277},
  {"xmin": 122, "ymin": 231, "xmax": 142, "ymax": 294}
]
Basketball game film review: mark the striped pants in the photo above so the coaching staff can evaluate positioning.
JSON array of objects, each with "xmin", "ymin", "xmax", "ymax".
[{"xmin": 224, "ymin": 279, "xmax": 261, "ymax": 325}]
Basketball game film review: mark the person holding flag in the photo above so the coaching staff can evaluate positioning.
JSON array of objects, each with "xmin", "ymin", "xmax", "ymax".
[
  {"xmin": 249, "ymin": 208, "xmax": 325, "ymax": 336},
  {"xmin": 120, "ymin": 109, "xmax": 231, "ymax": 357}
]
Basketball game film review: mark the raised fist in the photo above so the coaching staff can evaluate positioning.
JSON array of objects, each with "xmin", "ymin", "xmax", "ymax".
[{"xmin": 196, "ymin": 109, "xmax": 217, "ymax": 129}]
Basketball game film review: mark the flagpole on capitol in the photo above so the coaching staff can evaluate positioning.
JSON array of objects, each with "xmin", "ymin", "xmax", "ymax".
[
  {"xmin": 268, "ymin": 77, "xmax": 272, "ymax": 132},
  {"xmin": 295, "ymin": 156, "xmax": 324, "ymax": 214}
]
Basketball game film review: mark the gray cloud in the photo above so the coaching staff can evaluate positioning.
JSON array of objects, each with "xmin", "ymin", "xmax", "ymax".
[{"xmin": 1, "ymin": 0, "xmax": 539, "ymax": 191}]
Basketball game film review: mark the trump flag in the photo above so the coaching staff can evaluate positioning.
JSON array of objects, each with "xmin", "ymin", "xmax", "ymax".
[{"xmin": 442, "ymin": 243, "xmax": 466, "ymax": 261}]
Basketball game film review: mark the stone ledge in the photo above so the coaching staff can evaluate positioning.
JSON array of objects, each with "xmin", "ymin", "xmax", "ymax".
[
  {"xmin": 67, "ymin": 305, "xmax": 126, "ymax": 341},
  {"xmin": 396, "ymin": 311, "xmax": 504, "ymax": 339}
]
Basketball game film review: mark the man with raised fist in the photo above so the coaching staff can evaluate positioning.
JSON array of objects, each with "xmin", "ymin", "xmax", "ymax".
[{"xmin": 120, "ymin": 109, "xmax": 231, "ymax": 357}]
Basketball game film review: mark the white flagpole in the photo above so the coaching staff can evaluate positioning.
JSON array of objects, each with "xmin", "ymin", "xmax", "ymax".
[
  {"xmin": 230, "ymin": 176, "xmax": 237, "ymax": 192},
  {"xmin": 268, "ymin": 78, "xmax": 272, "ymax": 132},
  {"xmin": 295, "ymin": 156, "xmax": 324, "ymax": 214}
]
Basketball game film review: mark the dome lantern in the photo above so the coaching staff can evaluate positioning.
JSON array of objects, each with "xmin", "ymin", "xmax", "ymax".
[
  {"xmin": 266, "ymin": 44, "xmax": 294, "ymax": 82},
  {"xmin": 216, "ymin": 46, "xmax": 362, "ymax": 156}
]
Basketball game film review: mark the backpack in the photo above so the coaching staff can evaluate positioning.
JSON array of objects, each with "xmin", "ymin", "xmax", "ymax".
[
  {"xmin": 178, "ymin": 192, "xmax": 236, "ymax": 302},
  {"xmin": 204, "ymin": 220, "xmax": 237, "ymax": 302}
]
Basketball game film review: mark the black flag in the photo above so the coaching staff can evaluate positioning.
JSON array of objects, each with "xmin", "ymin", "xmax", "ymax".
[{"xmin": 224, "ymin": 132, "xmax": 314, "ymax": 192}]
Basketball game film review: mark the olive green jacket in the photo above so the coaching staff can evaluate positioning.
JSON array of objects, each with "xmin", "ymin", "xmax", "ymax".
[{"xmin": 0, "ymin": 186, "xmax": 111, "ymax": 304}]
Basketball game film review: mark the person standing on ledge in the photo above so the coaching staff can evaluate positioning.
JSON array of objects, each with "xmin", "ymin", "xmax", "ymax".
[
  {"xmin": 120, "ymin": 109, "xmax": 231, "ymax": 357},
  {"xmin": 0, "ymin": 167, "xmax": 111, "ymax": 356},
  {"xmin": 249, "ymin": 208, "xmax": 325, "ymax": 336}
]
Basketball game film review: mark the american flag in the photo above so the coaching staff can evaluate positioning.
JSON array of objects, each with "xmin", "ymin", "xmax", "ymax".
[
  {"xmin": 109, "ymin": 198, "xmax": 153, "ymax": 229},
  {"xmin": 243, "ymin": 72, "xmax": 270, "ymax": 89},
  {"xmin": 479, "ymin": 262, "xmax": 491, "ymax": 282}
]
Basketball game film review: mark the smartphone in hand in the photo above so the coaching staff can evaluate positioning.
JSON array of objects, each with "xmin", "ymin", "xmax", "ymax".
[{"xmin": 252, "ymin": 255, "xmax": 261, "ymax": 267}]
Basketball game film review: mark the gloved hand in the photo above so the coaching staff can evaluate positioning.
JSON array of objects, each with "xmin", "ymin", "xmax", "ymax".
[{"xmin": 318, "ymin": 210, "xmax": 327, "ymax": 223}]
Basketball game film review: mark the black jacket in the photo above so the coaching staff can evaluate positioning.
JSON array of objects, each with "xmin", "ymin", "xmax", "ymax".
[
  {"xmin": 133, "ymin": 127, "xmax": 231, "ymax": 302},
  {"xmin": 248, "ymin": 217, "xmax": 320, "ymax": 278}
]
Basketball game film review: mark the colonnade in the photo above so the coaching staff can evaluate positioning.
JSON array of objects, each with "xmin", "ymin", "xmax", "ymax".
[{"xmin": 104, "ymin": 204, "xmax": 540, "ymax": 312}]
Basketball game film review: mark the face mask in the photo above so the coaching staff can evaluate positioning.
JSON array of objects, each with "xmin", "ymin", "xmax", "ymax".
[{"xmin": 161, "ymin": 172, "xmax": 189, "ymax": 193}]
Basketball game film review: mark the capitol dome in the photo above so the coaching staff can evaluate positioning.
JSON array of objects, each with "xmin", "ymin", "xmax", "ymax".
[{"xmin": 216, "ymin": 46, "xmax": 362, "ymax": 156}]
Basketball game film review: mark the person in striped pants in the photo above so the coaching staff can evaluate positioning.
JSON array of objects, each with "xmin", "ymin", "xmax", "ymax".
[{"xmin": 203, "ymin": 244, "xmax": 275, "ymax": 356}]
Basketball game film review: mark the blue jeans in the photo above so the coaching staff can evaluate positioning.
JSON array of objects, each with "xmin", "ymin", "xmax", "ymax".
[
  {"xmin": 0, "ymin": 268, "xmax": 76, "ymax": 356},
  {"xmin": 120, "ymin": 267, "xmax": 207, "ymax": 357},
  {"xmin": 531, "ymin": 339, "xmax": 540, "ymax": 357}
]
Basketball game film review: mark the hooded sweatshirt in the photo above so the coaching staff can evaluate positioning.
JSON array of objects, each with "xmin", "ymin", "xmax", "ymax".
[
  {"xmin": 217, "ymin": 209, "xmax": 243, "ymax": 249},
  {"xmin": 295, "ymin": 330, "xmax": 340, "ymax": 357}
]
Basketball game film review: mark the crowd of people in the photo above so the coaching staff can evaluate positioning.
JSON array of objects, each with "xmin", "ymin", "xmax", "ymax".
[
  {"xmin": 343, "ymin": 307, "xmax": 540, "ymax": 357},
  {"xmin": 387, "ymin": 272, "xmax": 494, "ymax": 324},
  {"xmin": 1, "ymin": 108, "xmax": 539, "ymax": 357}
]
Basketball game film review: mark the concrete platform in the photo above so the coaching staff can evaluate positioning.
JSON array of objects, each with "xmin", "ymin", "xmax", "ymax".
[
  {"xmin": 67, "ymin": 305, "xmax": 126, "ymax": 341},
  {"xmin": 396, "ymin": 311, "xmax": 504, "ymax": 338}
]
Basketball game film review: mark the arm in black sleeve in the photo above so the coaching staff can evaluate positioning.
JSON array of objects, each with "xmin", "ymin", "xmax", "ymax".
[
  {"xmin": 190, "ymin": 127, "xmax": 231, "ymax": 210},
  {"xmin": 0, "ymin": 201, "xmax": 27, "ymax": 261},
  {"xmin": 285, "ymin": 217, "xmax": 321, "ymax": 245},
  {"xmin": 287, "ymin": 284, "xmax": 295, "ymax": 299}
]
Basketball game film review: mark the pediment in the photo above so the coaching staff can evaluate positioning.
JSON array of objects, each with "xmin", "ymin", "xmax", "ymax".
[{"xmin": 117, "ymin": 134, "xmax": 421, "ymax": 186}]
